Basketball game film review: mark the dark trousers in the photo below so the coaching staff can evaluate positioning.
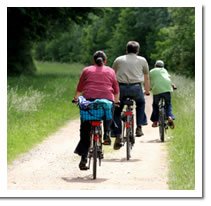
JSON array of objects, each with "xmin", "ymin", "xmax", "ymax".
[
  {"xmin": 74, "ymin": 119, "xmax": 112, "ymax": 157},
  {"xmin": 150, "ymin": 92, "xmax": 175, "ymax": 122},
  {"xmin": 112, "ymin": 84, "xmax": 147, "ymax": 136},
  {"xmin": 74, "ymin": 96, "xmax": 114, "ymax": 158}
]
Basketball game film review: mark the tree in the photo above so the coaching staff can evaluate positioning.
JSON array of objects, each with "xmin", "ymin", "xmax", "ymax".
[
  {"xmin": 7, "ymin": 7, "xmax": 99, "ymax": 75},
  {"xmin": 151, "ymin": 8, "xmax": 195, "ymax": 77},
  {"xmin": 78, "ymin": 8, "xmax": 122, "ymax": 66},
  {"xmin": 32, "ymin": 7, "xmax": 195, "ymax": 77},
  {"xmin": 107, "ymin": 8, "xmax": 169, "ymax": 66},
  {"xmin": 107, "ymin": 8, "xmax": 137, "ymax": 65},
  {"xmin": 134, "ymin": 7, "xmax": 169, "ymax": 66}
]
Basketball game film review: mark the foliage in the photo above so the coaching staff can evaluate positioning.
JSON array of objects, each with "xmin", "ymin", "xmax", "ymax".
[
  {"xmin": 8, "ymin": 7, "xmax": 195, "ymax": 77},
  {"xmin": 7, "ymin": 7, "xmax": 99, "ymax": 75},
  {"xmin": 33, "ymin": 24, "xmax": 84, "ymax": 63},
  {"xmin": 106, "ymin": 7, "xmax": 170, "ymax": 66},
  {"xmin": 33, "ymin": 8, "xmax": 171, "ymax": 67},
  {"xmin": 151, "ymin": 8, "xmax": 195, "ymax": 77}
]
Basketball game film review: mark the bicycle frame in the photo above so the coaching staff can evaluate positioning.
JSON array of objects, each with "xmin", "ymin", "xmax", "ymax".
[
  {"xmin": 121, "ymin": 98, "xmax": 134, "ymax": 160},
  {"xmin": 73, "ymin": 99, "xmax": 111, "ymax": 179},
  {"xmin": 158, "ymin": 97, "xmax": 168, "ymax": 142}
]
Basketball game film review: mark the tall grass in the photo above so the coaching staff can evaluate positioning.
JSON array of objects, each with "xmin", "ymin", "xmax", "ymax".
[
  {"xmin": 7, "ymin": 62, "xmax": 84, "ymax": 163},
  {"xmin": 167, "ymin": 74, "xmax": 195, "ymax": 189}
]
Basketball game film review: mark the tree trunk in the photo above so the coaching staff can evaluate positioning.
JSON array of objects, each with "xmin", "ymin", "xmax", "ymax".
[{"xmin": 7, "ymin": 39, "xmax": 36, "ymax": 76}]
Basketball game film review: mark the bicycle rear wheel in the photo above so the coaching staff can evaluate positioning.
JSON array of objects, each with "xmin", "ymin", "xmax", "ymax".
[
  {"xmin": 93, "ymin": 141, "xmax": 97, "ymax": 179},
  {"xmin": 126, "ymin": 128, "xmax": 131, "ymax": 160},
  {"xmin": 159, "ymin": 107, "xmax": 165, "ymax": 142},
  {"xmin": 131, "ymin": 114, "xmax": 135, "ymax": 144}
]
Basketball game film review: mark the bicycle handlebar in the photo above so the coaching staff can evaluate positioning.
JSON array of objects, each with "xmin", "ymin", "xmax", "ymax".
[
  {"xmin": 72, "ymin": 99, "xmax": 78, "ymax": 104},
  {"xmin": 114, "ymin": 101, "xmax": 121, "ymax": 107}
]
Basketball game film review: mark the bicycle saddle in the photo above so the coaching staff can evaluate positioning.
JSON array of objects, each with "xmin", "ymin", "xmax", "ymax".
[{"xmin": 122, "ymin": 97, "xmax": 133, "ymax": 106}]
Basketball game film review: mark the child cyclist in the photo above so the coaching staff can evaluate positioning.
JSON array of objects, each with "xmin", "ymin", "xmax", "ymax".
[{"xmin": 149, "ymin": 60, "xmax": 176, "ymax": 128}]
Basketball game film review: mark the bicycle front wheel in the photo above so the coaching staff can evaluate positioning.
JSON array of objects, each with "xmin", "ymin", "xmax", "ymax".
[{"xmin": 159, "ymin": 107, "xmax": 165, "ymax": 142}]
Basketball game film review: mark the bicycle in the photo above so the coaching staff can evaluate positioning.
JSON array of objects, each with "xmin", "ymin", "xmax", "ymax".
[
  {"xmin": 158, "ymin": 97, "xmax": 168, "ymax": 142},
  {"xmin": 158, "ymin": 87, "xmax": 177, "ymax": 142},
  {"xmin": 73, "ymin": 98, "xmax": 112, "ymax": 179},
  {"xmin": 120, "ymin": 97, "xmax": 135, "ymax": 160}
]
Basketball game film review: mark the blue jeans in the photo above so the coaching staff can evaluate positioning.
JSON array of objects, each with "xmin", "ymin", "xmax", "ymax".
[
  {"xmin": 112, "ymin": 84, "xmax": 147, "ymax": 136},
  {"xmin": 150, "ymin": 92, "xmax": 175, "ymax": 122}
]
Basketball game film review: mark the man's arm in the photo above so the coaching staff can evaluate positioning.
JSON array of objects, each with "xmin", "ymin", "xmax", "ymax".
[
  {"xmin": 144, "ymin": 74, "xmax": 150, "ymax": 94},
  {"xmin": 142, "ymin": 59, "xmax": 150, "ymax": 94},
  {"xmin": 112, "ymin": 59, "xmax": 119, "ymax": 73}
]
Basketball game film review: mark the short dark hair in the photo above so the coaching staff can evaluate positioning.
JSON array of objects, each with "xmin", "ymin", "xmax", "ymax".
[
  {"xmin": 126, "ymin": 41, "xmax": 140, "ymax": 54},
  {"xmin": 93, "ymin": 51, "xmax": 107, "ymax": 66}
]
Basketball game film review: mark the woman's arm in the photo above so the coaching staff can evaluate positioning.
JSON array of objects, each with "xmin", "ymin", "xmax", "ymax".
[
  {"xmin": 114, "ymin": 93, "xmax": 120, "ymax": 103},
  {"xmin": 74, "ymin": 90, "xmax": 81, "ymax": 101},
  {"xmin": 74, "ymin": 68, "xmax": 86, "ymax": 100}
]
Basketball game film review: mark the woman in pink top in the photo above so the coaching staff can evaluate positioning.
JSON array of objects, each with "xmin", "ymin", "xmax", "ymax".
[{"xmin": 73, "ymin": 51, "xmax": 119, "ymax": 170}]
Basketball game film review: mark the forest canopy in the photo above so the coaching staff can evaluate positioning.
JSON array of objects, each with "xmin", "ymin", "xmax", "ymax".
[{"xmin": 7, "ymin": 7, "xmax": 195, "ymax": 77}]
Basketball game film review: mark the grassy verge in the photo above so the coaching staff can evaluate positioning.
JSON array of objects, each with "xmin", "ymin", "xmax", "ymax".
[
  {"xmin": 7, "ymin": 62, "xmax": 84, "ymax": 163},
  {"xmin": 167, "ymin": 74, "xmax": 195, "ymax": 189}
]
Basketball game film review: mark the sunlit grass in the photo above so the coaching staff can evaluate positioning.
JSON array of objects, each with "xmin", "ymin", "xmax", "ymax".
[
  {"xmin": 7, "ymin": 62, "xmax": 84, "ymax": 163},
  {"xmin": 167, "ymin": 74, "xmax": 195, "ymax": 189}
]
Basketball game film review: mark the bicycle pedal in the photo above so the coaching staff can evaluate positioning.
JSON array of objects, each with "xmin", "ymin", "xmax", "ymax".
[
  {"xmin": 79, "ymin": 166, "xmax": 89, "ymax": 171},
  {"xmin": 99, "ymin": 153, "xmax": 104, "ymax": 159},
  {"xmin": 130, "ymin": 136, "xmax": 135, "ymax": 144},
  {"xmin": 121, "ymin": 117, "xmax": 126, "ymax": 122},
  {"xmin": 88, "ymin": 153, "xmax": 93, "ymax": 158},
  {"xmin": 98, "ymin": 151, "xmax": 103, "ymax": 158}
]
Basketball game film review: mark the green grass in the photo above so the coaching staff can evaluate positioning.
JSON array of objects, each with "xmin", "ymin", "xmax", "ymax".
[
  {"xmin": 167, "ymin": 74, "xmax": 195, "ymax": 189},
  {"xmin": 7, "ymin": 62, "xmax": 84, "ymax": 163}
]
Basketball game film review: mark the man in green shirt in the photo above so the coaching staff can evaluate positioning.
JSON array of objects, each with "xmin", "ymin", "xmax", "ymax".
[{"xmin": 150, "ymin": 60, "xmax": 175, "ymax": 128}]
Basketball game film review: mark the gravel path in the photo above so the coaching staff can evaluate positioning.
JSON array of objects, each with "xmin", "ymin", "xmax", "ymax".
[{"xmin": 8, "ymin": 96, "xmax": 169, "ymax": 191}]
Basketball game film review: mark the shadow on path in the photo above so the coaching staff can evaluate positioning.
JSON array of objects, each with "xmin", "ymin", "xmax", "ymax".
[
  {"xmin": 102, "ymin": 158, "xmax": 140, "ymax": 162},
  {"xmin": 139, "ymin": 139, "xmax": 163, "ymax": 143},
  {"xmin": 62, "ymin": 176, "xmax": 107, "ymax": 183}
]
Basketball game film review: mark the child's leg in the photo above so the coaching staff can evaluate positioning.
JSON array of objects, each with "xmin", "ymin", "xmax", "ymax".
[
  {"xmin": 164, "ymin": 92, "xmax": 175, "ymax": 120},
  {"xmin": 163, "ymin": 92, "xmax": 175, "ymax": 129},
  {"xmin": 166, "ymin": 104, "xmax": 176, "ymax": 120},
  {"xmin": 150, "ymin": 94, "xmax": 160, "ymax": 122}
]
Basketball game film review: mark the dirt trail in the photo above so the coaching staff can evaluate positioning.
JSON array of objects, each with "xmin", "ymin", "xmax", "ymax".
[{"xmin": 8, "ymin": 96, "xmax": 169, "ymax": 190}]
